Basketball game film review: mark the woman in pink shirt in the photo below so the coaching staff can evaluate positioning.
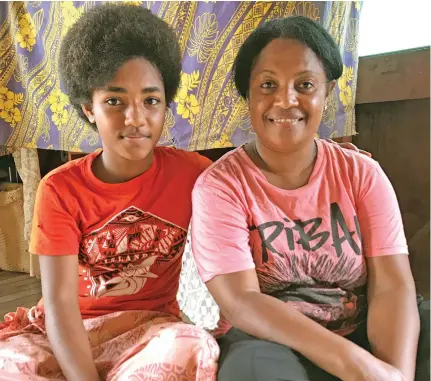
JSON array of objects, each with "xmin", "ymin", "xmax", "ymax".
[{"xmin": 191, "ymin": 16, "xmax": 429, "ymax": 381}]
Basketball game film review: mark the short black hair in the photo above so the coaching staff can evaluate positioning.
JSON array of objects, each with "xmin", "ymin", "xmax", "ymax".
[
  {"xmin": 59, "ymin": 4, "xmax": 181, "ymax": 125},
  {"xmin": 232, "ymin": 16, "xmax": 343, "ymax": 99}
]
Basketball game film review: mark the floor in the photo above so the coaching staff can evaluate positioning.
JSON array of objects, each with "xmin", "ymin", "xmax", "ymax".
[{"xmin": 0, "ymin": 271, "xmax": 42, "ymax": 321}]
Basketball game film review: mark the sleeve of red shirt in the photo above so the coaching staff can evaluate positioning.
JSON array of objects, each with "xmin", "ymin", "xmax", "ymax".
[
  {"xmin": 195, "ymin": 152, "xmax": 213, "ymax": 173},
  {"xmin": 30, "ymin": 178, "xmax": 81, "ymax": 256}
]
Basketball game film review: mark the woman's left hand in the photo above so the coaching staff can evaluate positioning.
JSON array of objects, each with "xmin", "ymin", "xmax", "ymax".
[{"xmin": 324, "ymin": 138, "xmax": 372, "ymax": 158}]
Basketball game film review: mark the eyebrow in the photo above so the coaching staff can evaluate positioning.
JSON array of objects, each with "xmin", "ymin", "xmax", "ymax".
[
  {"xmin": 104, "ymin": 86, "xmax": 162, "ymax": 93},
  {"xmin": 258, "ymin": 69, "xmax": 277, "ymax": 75},
  {"xmin": 257, "ymin": 69, "xmax": 318, "ymax": 76},
  {"xmin": 295, "ymin": 70, "xmax": 319, "ymax": 76}
]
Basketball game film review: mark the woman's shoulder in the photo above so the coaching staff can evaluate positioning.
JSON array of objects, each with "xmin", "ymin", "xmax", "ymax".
[
  {"xmin": 318, "ymin": 139, "xmax": 390, "ymax": 203},
  {"xmin": 319, "ymin": 139, "xmax": 380, "ymax": 177}
]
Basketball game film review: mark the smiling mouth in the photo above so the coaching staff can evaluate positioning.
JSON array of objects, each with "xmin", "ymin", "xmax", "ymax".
[{"xmin": 268, "ymin": 117, "xmax": 304, "ymax": 124}]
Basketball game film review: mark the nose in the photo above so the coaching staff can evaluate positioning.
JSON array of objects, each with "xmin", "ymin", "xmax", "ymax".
[
  {"xmin": 274, "ymin": 85, "xmax": 299, "ymax": 109},
  {"xmin": 124, "ymin": 102, "xmax": 147, "ymax": 127}
]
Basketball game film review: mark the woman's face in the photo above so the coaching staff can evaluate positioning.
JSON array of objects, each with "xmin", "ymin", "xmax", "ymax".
[{"xmin": 248, "ymin": 38, "xmax": 334, "ymax": 153}]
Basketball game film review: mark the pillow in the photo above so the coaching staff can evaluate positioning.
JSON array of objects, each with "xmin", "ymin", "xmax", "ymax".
[{"xmin": 177, "ymin": 229, "xmax": 219, "ymax": 330}]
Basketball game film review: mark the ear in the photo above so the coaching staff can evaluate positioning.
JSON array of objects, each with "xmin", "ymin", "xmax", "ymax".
[
  {"xmin": 81, "ymin": 104, "xmax": 95, "ymax": 124},
  {"xmin": 326, "ymin": 80, "xmax": 336, "ymax": 97}
]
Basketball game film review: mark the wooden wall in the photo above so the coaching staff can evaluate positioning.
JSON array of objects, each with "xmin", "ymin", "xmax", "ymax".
[{"xmin": 353, "ymin": 47, "xmax": 430, "ymax": 297}]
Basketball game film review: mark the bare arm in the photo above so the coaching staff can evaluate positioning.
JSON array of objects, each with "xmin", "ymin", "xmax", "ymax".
[
  {"xmin": 207, "ymin": 269, "xmax": 380, "ymax": 380},
  {"xmin": 39, "ymin": 255, "xmax": 100, "ymax": 381},
  {"xmin": 367, "ymin": 254, "xmax": 420, "ymax": 381},
  {"xmin": 192, "ymin": 173, "xmax": 405, "ymax": 380}
]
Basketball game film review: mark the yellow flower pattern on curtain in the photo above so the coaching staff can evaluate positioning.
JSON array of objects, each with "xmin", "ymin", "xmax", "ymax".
[
  {"xmin": 339, "ymin": 65, "xmax": 354, "ymax": 107},
  {"xmin": 16, "ymin": 13, "xmax": 36, "ymax": 51},
  {"xmin": 175, "ymin": 71, "xmax": 201, "ymax": 125},
  {"xmin": 48, "ymin": 88, "xmax": 70, "ymax": 129},
  {"xmin": 0, "ymin": 87, "xmax": 23, "ymax": 127},
  {"xmin": 0, "ymin": 1, "xmax": 362, "ymax": 153}
]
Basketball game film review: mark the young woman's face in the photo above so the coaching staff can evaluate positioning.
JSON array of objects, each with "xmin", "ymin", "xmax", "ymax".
[
  {"xmin": 82, "ymin": 58, "xmax": 166, "ymax": 162},
  {"xmin": 248, "ymin": 38, "xmax": 333, "ymax": 153}
]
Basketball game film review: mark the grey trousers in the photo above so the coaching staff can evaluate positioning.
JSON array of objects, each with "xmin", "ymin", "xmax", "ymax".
[{"xmin": 217, "ymin": 301, "xmax": 430, "ymax": 381}]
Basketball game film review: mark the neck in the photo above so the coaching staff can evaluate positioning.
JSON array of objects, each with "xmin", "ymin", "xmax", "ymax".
[
  {"xmin": 253, "ymin": 139, "xmax": 317, "ymax": 177},
  {"xmin": 93, "ymin": 149, "xmax": 154, "ymax": 184}
]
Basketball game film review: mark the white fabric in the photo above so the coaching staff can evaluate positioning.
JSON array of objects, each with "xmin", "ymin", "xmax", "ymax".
[{"xmin": 177, "ymin": 228, "xmax": 219, "ymax": 330}]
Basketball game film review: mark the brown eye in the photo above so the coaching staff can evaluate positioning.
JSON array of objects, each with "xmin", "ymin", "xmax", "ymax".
[
  {"xmin": 145, "ymin": 97, "xmax": 160, "ymax": 106},
  {"xmin": 300, "ymin": 81, "xmax": 314, "ymax": 89},
  {"xmin": 106, "ymin": 98, "xmax": 122, "ymax": 106},
  {"xmin": 261, "ymin": 81, "xmax": 276, "ymax": 89}
]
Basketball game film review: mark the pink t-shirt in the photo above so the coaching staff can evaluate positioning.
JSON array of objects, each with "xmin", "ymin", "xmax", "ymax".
[{"xmin": 191, "ymin": 139, "xmax": 408, "ymax": 336}]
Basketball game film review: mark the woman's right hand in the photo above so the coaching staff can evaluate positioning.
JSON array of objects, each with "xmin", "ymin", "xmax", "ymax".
[{"xmin": 344, "ymin": 350, "xmax": 406, "ymax": 381}]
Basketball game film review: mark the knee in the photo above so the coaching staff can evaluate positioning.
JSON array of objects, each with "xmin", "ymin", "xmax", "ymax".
[
  {"xmin": 217, "ymin": 340, "xmax": 308, "ymax": 381},
  {"xmin": 172, "ymin": 323, "xmax": 220, "ymax": 363},
  {"xmin": 217, "ymin": 345, "xmax": 255, "ymax": 381}
]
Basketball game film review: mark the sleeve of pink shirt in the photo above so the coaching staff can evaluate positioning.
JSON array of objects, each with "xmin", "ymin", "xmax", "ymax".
[
  {"xmin": 191, "ymin": 181, "xmax": 255, "ymax": 283},
  {"xmin": 356, "ymin": 162, "xmax": 408, "ymax": 257}
]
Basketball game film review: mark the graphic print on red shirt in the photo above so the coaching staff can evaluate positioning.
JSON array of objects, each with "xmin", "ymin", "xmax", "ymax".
[{"xmin": 80, "ymin": 206, "xmax": 187, "ymax": 298}]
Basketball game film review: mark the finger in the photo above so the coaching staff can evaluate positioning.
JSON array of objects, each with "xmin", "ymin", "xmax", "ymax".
[
  {"xmin": 339, "ymin": 142, "xmax": 359, "ymax": 152},
  {"xmin": 346, "ymin": 143, "xmax": 359, "ymax": 152},
  {"xmin": 359, "ymin": 149, "xmax": 372, "ymax": 158}
]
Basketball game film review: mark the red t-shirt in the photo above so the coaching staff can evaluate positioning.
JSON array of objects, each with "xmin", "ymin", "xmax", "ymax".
[{"xmin": 30, "ymin": 147, "xmax": 211, "ymax": 319}]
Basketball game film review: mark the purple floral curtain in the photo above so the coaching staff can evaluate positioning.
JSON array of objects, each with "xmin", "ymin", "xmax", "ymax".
[{"xmin": 0, "ymin": 1, "xmax": 362, "ymax": 153}]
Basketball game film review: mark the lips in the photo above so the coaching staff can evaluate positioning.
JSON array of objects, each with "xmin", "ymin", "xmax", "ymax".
[
  {"xmin": 267, "ymin": 116, "xmax": 305, "ymax": 125},
  {"xmin": 270, "ymin": 118, "xmax": 303, "ymax": 123},
  {"xmin": 122, "ymin": 132, "xmax": 150, "ymax": 139}
]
